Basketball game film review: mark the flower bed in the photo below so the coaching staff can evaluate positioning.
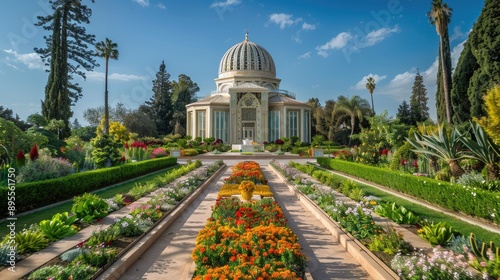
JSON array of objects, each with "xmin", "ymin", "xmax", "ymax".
[
  {"xmin": 192, "ymin": 161, "xmax": 308, "ymax": 279},
  {"xmin": 0, "ymin": 160, "xmax": 224, "ymax": 279}
]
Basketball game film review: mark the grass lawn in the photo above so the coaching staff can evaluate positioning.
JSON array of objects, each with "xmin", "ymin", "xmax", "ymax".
[{"xmin": 0, "ymin": 165, "xmax": 180, "ymax": 237}]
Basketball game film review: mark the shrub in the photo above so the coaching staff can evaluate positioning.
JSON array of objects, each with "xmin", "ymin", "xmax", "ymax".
[
  {"xmin": 13, "ymin": 225, "xmax": 48, "ymax": 254},
  {"xmin": 17, "ymin": 156, "xmax": 73, "ymax": 183},
  {"xmin": 183, "ymin": 149, "xmax": 199, "ymax": 156},
  {"xmin": 71, "ymin": 193, "xmax": 108, "ymax": 223},
  {"xmin": 91, "ymin": 134, "xmax": 122, "ymax": 168},
  {"xmin": 151, "ymin": 147, "xmax": 168, "ymax": 158},
  {"xmin": 0, "ymin": 157, "xmax": 177, "ymax": 216},
  {"xmin": 39, "ymin": 212, "xmax": 77, "ymax": 241}
]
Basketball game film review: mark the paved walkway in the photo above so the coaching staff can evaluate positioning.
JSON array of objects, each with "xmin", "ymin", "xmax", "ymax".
[{"xmin": 121, "ymin": 160, "xmax": 371, "ymax": 279}]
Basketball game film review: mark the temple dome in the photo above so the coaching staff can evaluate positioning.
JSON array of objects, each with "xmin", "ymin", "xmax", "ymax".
[{"xmin": 218, "ymin": 34, "xmax": 276, "ymax": 77}]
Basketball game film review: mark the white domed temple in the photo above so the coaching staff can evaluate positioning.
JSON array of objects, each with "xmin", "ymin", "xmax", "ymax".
[{"xmin": 185, "ymin": 34, "xmax": 311, "ymax": 146}]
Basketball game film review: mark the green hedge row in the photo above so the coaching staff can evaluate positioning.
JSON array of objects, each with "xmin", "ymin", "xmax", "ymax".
[
  {"xmin": 0, "ymin": 157, "xmax": 177, "ymax": 216},
  {"xmin": 317, "ymin": 157, "xmax": 500, "ymax": 224}
]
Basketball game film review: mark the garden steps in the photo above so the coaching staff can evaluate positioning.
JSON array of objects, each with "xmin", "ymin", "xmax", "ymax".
[
  {"xmin": 313, "ymin": 163, "xmax": 500, "ymax": 236},
  {"xmin": 0, "ymin": 167, "xmax": 212, "ymax": 280}
]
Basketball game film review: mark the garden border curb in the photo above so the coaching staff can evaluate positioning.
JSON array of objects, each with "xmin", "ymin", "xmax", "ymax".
[
  {"xmin": 269, "ymin": 163, "xmax": 399, "ymax": 280},
  {"xmin": 96, "ymin": 164, "xmax": 227, "ymax": 280}
]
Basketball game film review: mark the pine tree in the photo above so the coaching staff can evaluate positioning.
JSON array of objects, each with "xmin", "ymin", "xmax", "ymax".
[
  {"xmin": 146, "ymin": 61, "xmax": 173, "ymax": 135},
  {"xmin": 397, "ymin": 100, "xmax": 413, "ymax": 125},
  {"xmin": 410, "ymin": 70, "xmax": 430, "ymax": 123},
  {"xmin": 35, "ymin": 0, "xmax": 98, "ymax": 138},
  {"xmin": 451, "ymin": 40, "xmax": 475, "ymax": 123}
]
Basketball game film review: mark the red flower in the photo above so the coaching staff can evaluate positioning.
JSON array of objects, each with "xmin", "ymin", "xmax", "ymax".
[{"xmin": 29, "ymin": 144, "xmax": 39, "ymax": 161}]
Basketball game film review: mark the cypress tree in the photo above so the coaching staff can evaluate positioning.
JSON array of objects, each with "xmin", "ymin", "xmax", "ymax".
[
  {"xmin": 146, "ymin": 61, "xmax": 173, "ymax": 135},
  {"xmin": 467, "ymin": 0, "xmax": 500, "ymax": 119},
  {"xmin": 410, "ymin": 70, "xmax": 430, "ymax": 123},
  {"xmin": 35, "ymin": 0, "xmax": 98, "ymax": 138}
]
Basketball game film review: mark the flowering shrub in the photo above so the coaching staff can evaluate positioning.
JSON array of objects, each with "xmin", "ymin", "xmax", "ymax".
[
  {"xmin": 224, "ymin": 170, "xmax": 267, "ymax": 184},
  {"xmin": 113, "ymin": 214, "xmax": 153, "ymax": 237},
  {"xmin": 17, "ymin": 156, "xmax": 73, "ymax": 183},
  {"xmin": 151, "ymin": 147, "xmax": 168, "ymax": 158}
]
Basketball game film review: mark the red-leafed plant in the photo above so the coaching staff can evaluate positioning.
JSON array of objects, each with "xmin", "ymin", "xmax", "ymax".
[{"xmin": 30, "ymin": 144, "xmax": 39, "ymax": 161}]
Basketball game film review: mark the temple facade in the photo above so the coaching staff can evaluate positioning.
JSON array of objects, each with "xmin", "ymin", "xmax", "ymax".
[{"xmin": 186, "ymin": 34, "xmax": 311, "ymax": 145}]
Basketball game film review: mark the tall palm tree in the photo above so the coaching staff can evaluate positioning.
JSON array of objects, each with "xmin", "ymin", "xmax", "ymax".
[
  {"xmin": 428, "ymin": 0, "xmax": 452, "ymax": 123},
  {"xmin": 332, "ymin": 95, "xmax": 372, "ymax": 146},
  {"xmin": 95, "ymin": 38, "xmax": 119, "ymax": 135},
  {"xmin": 365, "ymin": 77, "xmax": 376, "ymax": 115}
]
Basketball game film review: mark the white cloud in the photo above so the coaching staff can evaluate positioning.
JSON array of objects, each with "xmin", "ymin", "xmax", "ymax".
[
  {"xmin": 362, "ymin": 26, "xmax": 400, "ymax": 47},
  {"xmin": 269, "ymin": 13, "xmax": 302, "ymax": 29},
  {"xmin": 316, "ymin": 32, "xmax": 352, "ymax": 57},
  {"xmin": 132, "ymin": 0, "xmax": 149, "ymax": 7},
  {"xmin": 157, "ymin": 3, "xmax": 166, "ymax": 9},
  {"xmin": 302, "ymin": 22, "xmax": 316, "ymax": 31},
  {"xmin": 354, "ymin": 74, "xmax": 387, "ymax": 89},
  {"xmin": 3, "ymin": 49, "xmax": 44, "ymax": 70},
  {"xmin": 87, "ymin": 71, "xmax": 147, "ymax": 82},
  {"xmin": 298, "ymin": 52, "xmax": 311, "ymax": 59},
  {"xmin": 450, "ymin": 25, "xmax": 465, "ymax": 42},
  {"xmin": 210, "ymin": 0, "xmax": 241, "ymax": 8}
]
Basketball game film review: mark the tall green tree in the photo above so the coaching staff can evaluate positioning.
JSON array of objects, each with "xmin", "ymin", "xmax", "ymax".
[
  {"xmin": 332, "ymin": 95, "xmax": 371, "ymax": 146},
  {"xmin": 397, "ymin": 100, "xmax": 413, "ymax": 126},
  {"xmin": 83, "ymin": 103, "xmax": 128, "ymax": 127},
  {"xmin": 146, "ymin": 61, "xmax": 173, "ymax": 135},
  {"xmin": 171, "ymin": 74, "xmax": 199, "ymax": 133},
  {"xmin": 428, "ymin": 0, "xmax": 453, "ymax": 124},
  {"xmin": 306, "ymin": 98, "xmax": 321, "ymax": 136},
  {"xmin": 95, "ymin": 37, "xmax": 119, "ymax": 135},
  {"xmin": 454, "ymin": 0, "xmax": 500, "ymax": 119},
  {"xmin": 35, "ymin": 0, "xmax": 98, "ymax": 138},
  {"xmin": 365, "ymin": 77, "xmax": 376, "ymax": 115},
  {"xmin": 410, "ymin": 69, "xmax": 430, "ymax": 123},
  {"xmin": 451, "ymin": 40, "xmax": 475, "ymax": 123}
]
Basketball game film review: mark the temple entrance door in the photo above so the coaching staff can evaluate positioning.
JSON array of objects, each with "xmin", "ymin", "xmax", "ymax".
[{"xmin": 243, "ymin": 127, "xmax": 254, "ymax": 141}]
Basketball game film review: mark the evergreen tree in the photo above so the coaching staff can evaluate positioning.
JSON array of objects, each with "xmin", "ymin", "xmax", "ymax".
[
  {"xmin": 397, "ymin": 101, "xmax": 413, "ymax": 125},
  {"xmin": 35, "ymin": 0, "xmax": 98, "ymax": 138},
  {"xmin": 428, "ymin": 0, "xmax": 453, "ymax": 123},
  {"xmin": 306, "ymin": 98, "xmax": 321, "ymax": 136},
  {"xmin": 171, "ymin": 74, "xmax": 199, "ymax": 134},
  {"xmin": 451, "ymin": 40, "xmax": 475, "ymax": 123},
  {"xmin": 410, "ymin": 70, "xmax": 430, "ymax": 123},
  {"xmin": 146, "ymin": 61, "xmax": 173, "ymax": 135}
]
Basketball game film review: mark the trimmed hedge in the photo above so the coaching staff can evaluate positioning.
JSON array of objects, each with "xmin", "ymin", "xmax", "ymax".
[
  {"xmin": 0, "ymin": 157, "xmax": 177, "ymax": 216},
  {"xmin": 317, "ymin": 157, "xmax": 500, "ymax": 224}
]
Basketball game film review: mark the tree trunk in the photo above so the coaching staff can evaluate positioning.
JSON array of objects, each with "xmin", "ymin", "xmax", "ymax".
[
  {"xmin": 370, "ymin": 93, "xmax": 375, "ymax": 115},
  {"xmin": 448, "ymin": 160, "xmax": 465, "ymax": 180},
  {"xmin": 487, "ymin": 164, "xmax": 500, "ymax": 181},
  {"xmin": 439, "ymin": 37, "xmax": 452, "ymax": 124},
  {"xmin": 104, "ymin": 57, "xmax": 109, "ymax": 135},
  {"xmin": 349, "ymin": 116, "xmax": 355, "ymax": 146}
]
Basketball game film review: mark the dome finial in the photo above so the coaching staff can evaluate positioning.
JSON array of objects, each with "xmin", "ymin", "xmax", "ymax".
[{"xmin": 245, "ymin": 28, "xmax": 249, "ymax": 42}]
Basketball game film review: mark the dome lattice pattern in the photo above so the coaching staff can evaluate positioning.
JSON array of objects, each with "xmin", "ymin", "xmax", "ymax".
[{"xmin": 218, "ymin": 37, "xmax": 276, "ymax": 75}]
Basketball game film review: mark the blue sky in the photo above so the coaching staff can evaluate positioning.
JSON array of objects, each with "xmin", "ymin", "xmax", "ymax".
[{"xmin": 0, "ymin": 0, "xmax": 485, "ymax": 126}]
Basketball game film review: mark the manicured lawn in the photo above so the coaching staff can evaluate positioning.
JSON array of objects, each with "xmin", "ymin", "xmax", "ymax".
[{"xmin": 0, "ymin": 166, "xmax": 179, "ymax": 237}]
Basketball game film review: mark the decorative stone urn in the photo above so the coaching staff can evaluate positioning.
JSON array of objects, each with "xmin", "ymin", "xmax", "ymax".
[{"xmin": 239, "ymin": 180, "xmax": 255, "ymax": 201}]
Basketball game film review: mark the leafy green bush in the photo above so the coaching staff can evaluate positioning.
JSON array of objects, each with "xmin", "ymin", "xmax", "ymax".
[
  {"xmin": 183, "ymin": 149, "xmax": 199, "ymax": 156},
  {"xmin": 368, "ymin": 226, "xmax": 411, "ymax": 255},
  {"xmin": 13, "ymin": 225, "xmax": 48, "ymax": 254},
  {"xmin": 0, "ymin": 157, "xmax": 177, "ymax": 217},
  {"xmin": 374, "ymin": 202, "xmax": 420, "ymax": 225},
  {"xmin": 71, "ymin": 193, "xmax": 108, "ymax": 223},
  {"xmin": 74, "ymin": 247, "xmax": 118, "ymax": 267},
  {"xmin": 317, "ymin": 157, "xmax": 500, "ymax": 224},
  {"xmin": 17, "ymin": 156, "xmax": 73, "ymax": 183},
  {"xmin": 91, "ymin": 134, "xmax": 122, "ymax": 168},
  {"xmin": 417, "ymin": 220, "xmax": 455, "ymax": 246}
]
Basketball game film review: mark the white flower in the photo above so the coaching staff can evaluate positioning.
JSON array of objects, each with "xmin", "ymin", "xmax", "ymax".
[{"xmin": 121, "ymin": 222, "xmax": 129, "ymax": 228}]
